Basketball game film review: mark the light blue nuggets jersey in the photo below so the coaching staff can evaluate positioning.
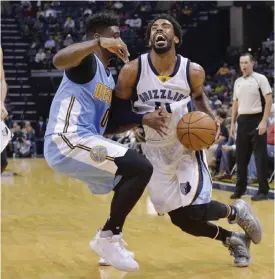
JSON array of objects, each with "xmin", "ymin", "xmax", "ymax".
[{"xmin": 45, "ymin": 55, "xmax": 115, "ymax": 138}]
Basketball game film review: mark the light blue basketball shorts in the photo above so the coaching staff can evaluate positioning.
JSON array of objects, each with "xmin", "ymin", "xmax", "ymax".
[{"xmin": 44, "ymin": 133, "xmax": 128, "ymax": 194}]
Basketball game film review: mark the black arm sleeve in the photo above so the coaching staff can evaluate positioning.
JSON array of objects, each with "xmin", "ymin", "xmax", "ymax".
[
  {"xmin": 107, "ymin": 95, "xmax": 144, "ymax": 129},
  {"xmin": 65, "ymin": 54, "xmax": 97, "ymax": 84}
]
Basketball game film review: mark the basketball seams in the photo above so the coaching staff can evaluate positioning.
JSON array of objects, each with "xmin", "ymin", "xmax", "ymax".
[
  {"xmin": 177, "ymin": 111, "xmax": 216, "ymax": 151},
  {"xmin": 189, "ymin": 133, "xmax": 214, "ymax": 146},
  {"xmin": 181, "ymin": 115, "xmax": 209, "ymax": 125},
  {"xmin": 188, "ymin": 112, "xmax": 195, "ymax": 150},
  {"xmin": 177, "ymin": 127, "xmax": 216, "ymax": 131}
]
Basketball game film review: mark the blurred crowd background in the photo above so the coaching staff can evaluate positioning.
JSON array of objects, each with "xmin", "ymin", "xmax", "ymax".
[{"xmin": 1, "ymin": 1, "xmax": 274, "ymax": 182}]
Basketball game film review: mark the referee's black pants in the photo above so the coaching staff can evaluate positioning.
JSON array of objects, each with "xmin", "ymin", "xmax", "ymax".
[{"xmin": 235, "ymin": 113, "xmax": 269, "ymax": 195}]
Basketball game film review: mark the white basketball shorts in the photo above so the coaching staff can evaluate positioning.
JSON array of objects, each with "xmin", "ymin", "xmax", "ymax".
[
  {"xmin": 142, "ymin": 140, "xmax": 213, "ymax": 214},
  {"xmin": 1, "ymin": 121, "xmax": 12, "ymax": 153},
  {"xmin": 44, "ymin": 133, "xmax": 128, "ymax": 194}
]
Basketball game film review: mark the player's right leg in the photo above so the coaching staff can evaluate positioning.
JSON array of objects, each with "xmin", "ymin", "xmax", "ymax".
[{"xmin": 44, "ymin": 133, "xmax": 153, "ymax": 272}]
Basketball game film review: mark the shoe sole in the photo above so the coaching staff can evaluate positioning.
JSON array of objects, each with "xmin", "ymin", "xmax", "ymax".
[
  {"xmin": 235, "ymin": 257, "xmax": 252, "ymax": 267},
  {"xmin": 236, "ymin": 200, "xmax": 262, "ymax": 244},
  {"xmin": 99, "ymin": 253, "xmax": 135, "ymax": 266},
  {"xmin": 99, "ymin": 261, "xmax": 111, "ymax": 266},
  {"xmin": 90, "ymin": 241, "xmax": 139, "ymax": 272}
]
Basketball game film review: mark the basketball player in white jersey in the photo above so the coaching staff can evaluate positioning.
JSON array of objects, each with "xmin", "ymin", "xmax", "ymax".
[
  {"xmin": 101, "ymin": 14, "xmax": 262, "ymax": 267},
  {"xmin": 1, "ymin": 46, "xmax": 12, "ymax": 173}
]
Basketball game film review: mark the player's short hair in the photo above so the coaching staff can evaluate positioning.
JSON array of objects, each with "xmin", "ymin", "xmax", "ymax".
[
  {"xmin": 85, "ymin": 12, "xmax": 119, "ymax": 36},
  {"xmin": 240, "ymin": 52, "xmax": 254, "ymax": 62},
  {"xmin": 146, "ymin": 14, "xmax": 183, "ymax": 48},
  {"xmin": 216, "ymin": 109, "xmax": 227, "ymax": 119}
]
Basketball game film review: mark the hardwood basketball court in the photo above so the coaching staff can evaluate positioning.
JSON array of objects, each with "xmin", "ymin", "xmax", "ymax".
[{"xmin": 1, "ymin": 159, "xmax": 274, "ymax": 279}]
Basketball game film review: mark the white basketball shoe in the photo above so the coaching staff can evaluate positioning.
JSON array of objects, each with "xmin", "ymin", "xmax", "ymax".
[
  {"xmin": 90, "ymin": 229, "xmax": 139, "ymax": 272},
  {"xmin": 98, "ymin": 236, "xmax": 135, "ymax": 266}
]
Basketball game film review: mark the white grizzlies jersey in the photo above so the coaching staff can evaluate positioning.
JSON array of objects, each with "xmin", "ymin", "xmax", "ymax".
[
  {"xmin": 134, "ymin": 53, "xmax": 192, "ymax": 144},
  {"xmin": 134, "ymin": 54, "xmax": 212, "ymax": 213}
]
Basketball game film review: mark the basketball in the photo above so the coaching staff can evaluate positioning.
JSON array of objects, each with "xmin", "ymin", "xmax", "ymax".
[{"xmin": 177, "ymin": 111, "xmax": 217, "ymax": 151}]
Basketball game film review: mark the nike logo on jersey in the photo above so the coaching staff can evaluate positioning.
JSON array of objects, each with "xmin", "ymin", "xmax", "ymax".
[{"xmin": 139, "ymin": 89, "xmax": 188, "ymax": 103}]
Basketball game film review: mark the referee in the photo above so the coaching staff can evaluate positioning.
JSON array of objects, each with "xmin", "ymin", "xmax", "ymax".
[{"xmin": 230, "ymin": 53, "xmax": 272, "ymax": 201}]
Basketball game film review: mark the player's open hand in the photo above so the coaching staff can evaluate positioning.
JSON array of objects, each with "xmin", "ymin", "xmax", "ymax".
[
  {"xmin": 142, "ymin": 107, "xmax": 170, "ymax": 137},
  {"xmin": 99, "ymin": 37, "xmax": 130, "ymax": 63}
]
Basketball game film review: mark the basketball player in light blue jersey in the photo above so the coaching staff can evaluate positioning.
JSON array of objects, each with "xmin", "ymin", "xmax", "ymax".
[
  {"xmin": 44, "ymin": 13, "xmax": 168, "ymax": 272},
  {"xmin": 101, "ymin": 14, "xmax": 263, "ymax": 268}
]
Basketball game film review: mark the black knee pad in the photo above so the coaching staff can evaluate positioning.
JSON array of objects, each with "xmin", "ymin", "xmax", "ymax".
[{"xmin": 115, "ymin": 149, "xmax": 153, "ymax": 180}]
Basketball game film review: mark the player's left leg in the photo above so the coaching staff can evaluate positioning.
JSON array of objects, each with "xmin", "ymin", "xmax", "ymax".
[
  {"xmin": 176, "ymin": 150, "xmax": 262, "ymax": 245},
  {"xmin": 168, "ymin": 207, "xmax": 251, "ymax": 267}
]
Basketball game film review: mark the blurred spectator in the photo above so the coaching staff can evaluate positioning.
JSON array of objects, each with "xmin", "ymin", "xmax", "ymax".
[
  {"xmin": 140, "ymin": 2, "xmax": 152, "ymax": 13},
  {"xmin": 182, "ymin": 5, "xmax": 192, "ymax": 16},
  {"xmin": 35, "ymin": 48, "xmax": 46, "ymax": 63},
  {"xmin": 47, "ymin": 13, "xmax": 58, "ymax": 27},
  {"xmin": 84, "ymin": 7, "xmax": 93, "ymax": 16},
  {"xmin": 35, "ymin": 116, "xmax": 46, "ymax": 154},
  {"xmin": 33, "ymin": 18, "xmax": 45, "ymax": 34},
  {"xmin": 21, "ymin": 1, "xmax": 32, "ymax": 9},
  {"xmin": 216, "ymin": 63, "xmax": 229, "ymax": 76},
  {"xmin": 113, "ymin": 1, "xmax": 123, "ymax": 10},
  {"xmin": 17, "ymin": 134, "xmax": 32, "ymax": 158},
  {"xmin": 45, "ymin": 5, "xmax": 57, "ymax": 18},
  {"xmin": 36, "ymin": 116, "xmax": 46, "ymax": 138},
  {"xmin": 63, "ymin": 34, "xmax": 74, "ymax": 47},
  {"xmin": 44, "ymin": 36, "xmax": 56, "ymax": 50},
  {"xmin": 26, "ymin": 125, "xmax": 37, "ymax": 156},
  {"xmin": 12, "ymin": 125, "xmax": 23, "ymax": 157},
  {"xmin": 125, "ymin": 14, "xmax": 142, "ymax": 29},
  {"xmin": 11, "ymin": 122, "xmax": 18, "ymax": 134},
  {"xmin": 22, "ymin": 121, "xmax": 31, "ymax": 134},
  {"xmin": 64, "ymin": 17, "xmax": 75, "ymax": 34},
  {"xmin": 44, "ymin": 50, "xmax": 54, "ymax": 69},
  {"xmin": 54, "ymin": 33, "xmax": 62, "ymax": 51},
  {"xmin": 203, "ymin": 82, "xmax": 212, "ymax": 96},
  {"xmin": 36, "ymin": 7, "xmax": 45, "ymax": 19},
  {"xmin": 207, "ymin": 109, "xmax": 229, "ymax": 173}
]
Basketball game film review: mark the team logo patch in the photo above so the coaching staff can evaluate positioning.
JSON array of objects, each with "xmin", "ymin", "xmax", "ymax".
[
  {"xmin": 90, "ymin": 145, "xmax": 108, "ymax": 163},
  {"xmin": 2, "ymin": 127, "xmax": 8, "ymax": 136},
  {"xmin": 180, "ymin": 182, "xmax": 191, "ymax": 195}
]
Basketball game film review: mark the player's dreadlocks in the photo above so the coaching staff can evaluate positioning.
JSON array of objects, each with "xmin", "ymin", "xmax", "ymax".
[
  {"xmin": 86, "ymin": 12, "xmax": 120, "ymax": 36},
  {"xmin": 146, "ymin": 14, "xmax": 183, "ymax": 48}
]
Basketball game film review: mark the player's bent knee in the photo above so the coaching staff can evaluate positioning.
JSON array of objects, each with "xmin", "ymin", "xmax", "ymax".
[
  {"xmin": 169, "ymin": 211, "xmax": 201, "ymax": 236},
  {"xmin": 115, "ymin": 149, "xmax": 153, "ymax": 180}
]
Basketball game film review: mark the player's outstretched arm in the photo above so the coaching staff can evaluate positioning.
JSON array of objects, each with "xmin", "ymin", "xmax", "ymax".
[
  {"xmin": 189, "ymin": 62, "xmax": 215, "ymax": 120},
  {"xmin": 53, "ymin": 37, "xmax": 129, "ymax": 70},
  {"xmin": 0, "ymin": 47, "xmax": 8, "ymax": 120},
  {"xmin": 53, "ymin": 39, "xmax": 101, "ymax": 70}
]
